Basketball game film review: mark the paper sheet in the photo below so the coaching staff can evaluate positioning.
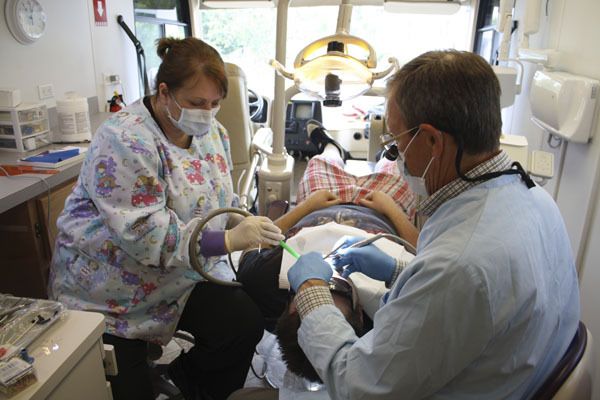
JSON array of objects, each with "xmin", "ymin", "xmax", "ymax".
[{"xmin": 278, "ymin": 222, "xmax": 413, "ymax": 290}]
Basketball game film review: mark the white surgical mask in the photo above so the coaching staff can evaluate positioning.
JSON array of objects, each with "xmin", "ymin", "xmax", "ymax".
[
  {"xmin": 167, "ymin": 96, "xmax": 220, "ymax": 137},
  {"xmin": 395, "ymin": 127, "xmax": 435, "ymax": 197},
  {"xmin": 398, "ymin": 157, "xmax": 435, "ymax": 197}
]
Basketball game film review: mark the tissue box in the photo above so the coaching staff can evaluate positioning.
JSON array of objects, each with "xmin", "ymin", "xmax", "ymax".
[{"xmin": 0, "ymin": 88, "xmax": 21, "ymax": 108}]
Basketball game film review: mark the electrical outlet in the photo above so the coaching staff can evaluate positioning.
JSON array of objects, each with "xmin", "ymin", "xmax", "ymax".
[
  {"xmin": 104, "ymin": 74, "xmax": 121, "ymax": 85},
  {"xmin": 38, "ymin": 84, "xmax": 54, "ymax": 100},
  {"xmin": 529, "ymin": 150, "xmax": 554, "ymax": 179}
]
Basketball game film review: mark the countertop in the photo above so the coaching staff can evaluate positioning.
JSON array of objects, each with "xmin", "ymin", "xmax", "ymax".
[{"xmin": 0, "ymin": 112, "xmax": 112, "ymax": 214}]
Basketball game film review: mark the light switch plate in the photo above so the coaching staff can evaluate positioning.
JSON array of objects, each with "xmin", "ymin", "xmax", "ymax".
[
  {"xmin": 38, "ymin": 84, "xmax": 54, "ymax": 100},
  {"xmin": 529, "ymin": 150, "xmax": 554, "ymax": 179}
]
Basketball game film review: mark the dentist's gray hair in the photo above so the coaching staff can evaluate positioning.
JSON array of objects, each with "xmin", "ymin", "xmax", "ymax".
[{"xmin": 388, "ymin": 50, "xmax": 501, "ymax": 155}]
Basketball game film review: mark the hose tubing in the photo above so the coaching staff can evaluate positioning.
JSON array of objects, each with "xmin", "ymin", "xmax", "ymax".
[{"xmin": 189, "ymin": 208, "xmax": 252, "ymax": 287}]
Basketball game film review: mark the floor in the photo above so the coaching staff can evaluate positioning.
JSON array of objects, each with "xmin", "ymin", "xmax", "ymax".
[
  {"xmin": 155, "ymin": 330, "xmax": 287, "ymax": 400},
  {"xmin": 245, "ymin": 331, "xmax": 288, "ymax": 389}
]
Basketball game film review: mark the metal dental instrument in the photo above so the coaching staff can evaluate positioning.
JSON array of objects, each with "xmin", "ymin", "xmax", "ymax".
[
  {"xmin": 323, "ymin": 233, "xmax": 417, "ymax": 260},
  {"xmin": 327, "ymin": 236, "xmax": 380, "ymax": 260},
  {"xmin": 0, "ymin": 304, "xmax": 26, "ymax": 319},
  {"xmin": 323, "ymin": 242, "xmax": 346, "ymax": 260}
]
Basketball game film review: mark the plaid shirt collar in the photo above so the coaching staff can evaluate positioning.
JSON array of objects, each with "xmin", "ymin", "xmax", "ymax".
[{"xmin": 418, "ymin": 150, "xmax": 512, "ymax": 217}]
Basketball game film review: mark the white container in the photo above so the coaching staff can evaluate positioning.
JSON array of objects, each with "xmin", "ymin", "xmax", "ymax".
[
  {"xmin": 55, "ymin": 92, "xmax": 91, "ymax": 142},
  {"xmin": 0, "ymin": 88, "xmax": 21, "ymax": 107},
  {"xmin": 530, "ymin": 70, "xmax": 599, "ymax": 143}
]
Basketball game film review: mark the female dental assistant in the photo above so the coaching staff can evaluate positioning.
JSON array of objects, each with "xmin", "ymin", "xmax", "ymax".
[{"xmin": 48, "ymin": 37, "xmax": 283, "ymax": 400}]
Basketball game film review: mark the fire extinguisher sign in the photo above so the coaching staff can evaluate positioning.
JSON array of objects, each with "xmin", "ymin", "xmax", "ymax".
[{"xmin": 94, "ymin": 0, "xmax": 108, "ymax": 26}]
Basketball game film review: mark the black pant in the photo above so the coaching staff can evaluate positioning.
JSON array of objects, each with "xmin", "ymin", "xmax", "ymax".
[{"xmin": 104, "ymin": 282, "xmax": 264, "ymax": 400}]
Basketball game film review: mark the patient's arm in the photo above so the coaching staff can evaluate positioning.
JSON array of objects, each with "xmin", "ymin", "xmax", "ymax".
[
  {"xmin": 359, "ymin": 191, "xmax": 419, "ymax": 247},
  {"xmin": 274, "ymin": 190, "xmax": 341, "ymax": 233}
]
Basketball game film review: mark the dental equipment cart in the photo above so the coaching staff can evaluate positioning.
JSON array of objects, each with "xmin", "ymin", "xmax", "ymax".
[{"xmin": 0, "ymin": 310, "xmax": 110, "ymax": 400}]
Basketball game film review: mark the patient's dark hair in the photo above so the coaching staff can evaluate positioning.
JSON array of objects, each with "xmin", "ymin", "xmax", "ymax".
[{"xmin": 275, "ymin": 298, "xmax": 365, "ymax": 383}]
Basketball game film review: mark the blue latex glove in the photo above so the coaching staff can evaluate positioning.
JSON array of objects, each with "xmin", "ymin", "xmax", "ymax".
[
  {"xmin": 287, "ymin": 251, "xmax": 333, "ymax": 292},
  {"xmin": 332, "ymin": 239, "xmax": 396, "ymax": 284}
]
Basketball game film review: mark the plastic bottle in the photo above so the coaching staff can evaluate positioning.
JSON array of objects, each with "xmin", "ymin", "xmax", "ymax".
[{"xmin": 55, "ymin": 92, "xmax": 91, "ymax": 142}]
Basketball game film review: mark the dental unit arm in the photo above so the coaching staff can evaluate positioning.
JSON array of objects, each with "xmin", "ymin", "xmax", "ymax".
[
  {"xmin": 237, "ymin": 127, "xmax": 273, "ymax": 212},
  {"xmin": 261, "ymin": 0, "xmax": 399, "ymax": 215}
]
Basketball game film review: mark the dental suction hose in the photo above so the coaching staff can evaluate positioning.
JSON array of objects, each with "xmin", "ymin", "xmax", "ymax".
[{"xmin": 189, "ymin": 207, "xmax": 252, "ymax": 287}]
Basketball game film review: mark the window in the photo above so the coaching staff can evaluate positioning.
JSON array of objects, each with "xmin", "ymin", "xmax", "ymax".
[
  {"xmin": 197, "ymin": 8, "xmax": 277, "ymax": 99},
  {"xmin": 134, "ymin": 0, "xmax": 191, "ymax": 90},
  {"xmin": 198, "ymin": 5, "xmax": 473, "ymax": 99},
  {"xmin": 352, "ymin": 6, "xmax": 473, "ymax": 72},
  {"xmin": 473, "ymin": 0, "xmax": 502, "ymax": 64}
]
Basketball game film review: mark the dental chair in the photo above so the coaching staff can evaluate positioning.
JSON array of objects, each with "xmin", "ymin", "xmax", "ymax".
[
  {"xmin": 531, "ymin": 321, "xmax": 594, "ymax": 400},
  {"xmin": 217, "ymin": 63, "xmax": 257, "ymax": 202},
  {"xmin": 148, "ymin": 331, "xmax": 195, "ymax": 399}
]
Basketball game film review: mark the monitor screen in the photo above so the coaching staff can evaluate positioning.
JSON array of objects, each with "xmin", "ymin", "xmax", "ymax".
[{"xmin": 295, "ymin": 104, "xmax": 313, "ymax": 120}]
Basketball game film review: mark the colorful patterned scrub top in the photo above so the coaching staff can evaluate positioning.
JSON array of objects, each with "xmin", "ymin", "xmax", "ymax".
[{"xmin": 48, "ymin": 99, "xmax": 238, "ymax": 344}]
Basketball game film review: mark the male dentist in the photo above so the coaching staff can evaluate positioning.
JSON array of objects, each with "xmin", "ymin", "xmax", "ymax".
[{"xmin": 285, "ymin": 50, "xmax": 580, "ymax": 400}]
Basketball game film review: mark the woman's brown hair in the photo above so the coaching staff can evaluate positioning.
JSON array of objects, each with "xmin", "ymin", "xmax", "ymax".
[{"xmin": 155, "ymin": 37, "xmax": 228, "ymax": 98}]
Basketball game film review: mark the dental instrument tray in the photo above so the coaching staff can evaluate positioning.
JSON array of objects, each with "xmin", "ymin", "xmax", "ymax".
[{"xmin": 0, "ymin": 294, "xmax": 66, "ymax": 362}]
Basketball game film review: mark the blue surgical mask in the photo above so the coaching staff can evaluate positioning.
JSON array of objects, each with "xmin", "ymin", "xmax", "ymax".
[
  {"xmin": 395, "ymin": 127, "xmax": 435, "ymax": 197},
  {"xmin": 167, "ymin": 96, "xmax": 220, "ymax": 137}
]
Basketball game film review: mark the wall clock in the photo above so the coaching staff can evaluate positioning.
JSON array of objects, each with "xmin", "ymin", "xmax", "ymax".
[{"xmin": 5, "ymin": 0, "xmax": 47, "ymax": 45}]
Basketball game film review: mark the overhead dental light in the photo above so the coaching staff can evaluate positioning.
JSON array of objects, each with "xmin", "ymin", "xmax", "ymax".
[{"xmin": 270, "ymin": 2, "xmax": 398, "ymax": 107}]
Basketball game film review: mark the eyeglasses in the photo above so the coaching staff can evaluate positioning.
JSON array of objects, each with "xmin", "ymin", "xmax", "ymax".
[
  {"xmin": 380, "ymin": 126, "xmax": 420, "ymax": 147},
  {"xmin": 379, "ymin": 126, "xmax": 420, "ymax": 161}
]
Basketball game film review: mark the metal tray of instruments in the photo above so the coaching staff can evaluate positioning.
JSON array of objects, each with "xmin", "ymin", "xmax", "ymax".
[{"xmin": 0, "ymin": 294, "xmax": 66, "ymax": 361}]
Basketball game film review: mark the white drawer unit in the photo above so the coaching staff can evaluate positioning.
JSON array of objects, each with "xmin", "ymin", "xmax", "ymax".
[
  {"xmin": 0, "ymin": 310, "xmax": 110, "ymax": 400},
  {"xmin": 0, "ymin": 103, "xmax": 50, "ymax": 152}
]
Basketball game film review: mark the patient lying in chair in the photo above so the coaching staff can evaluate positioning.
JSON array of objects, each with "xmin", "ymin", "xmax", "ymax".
[
  {"xmin": 237, "ymin": 128, "xmax": 417, "ymax": 331},
  {"xmin": 231, "ymin": 130, "xmax": 417, "ymax": 398},
  {"xmin": 298, "ymin": 119, "xmax": 416, "ymax": 222}
]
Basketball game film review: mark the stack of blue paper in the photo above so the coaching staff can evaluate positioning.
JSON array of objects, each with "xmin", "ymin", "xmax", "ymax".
[{"xmin": 22, "ymin": 148, "xmax": 80, "ymax": 163}]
